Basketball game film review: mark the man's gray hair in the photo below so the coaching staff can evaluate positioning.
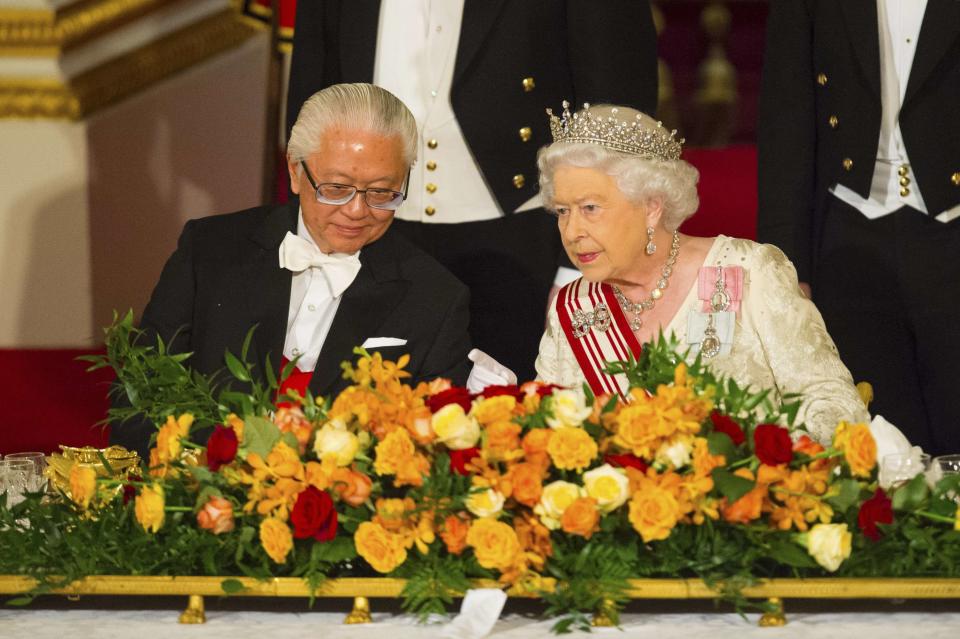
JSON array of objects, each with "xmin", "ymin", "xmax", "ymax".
[
  {"xmin": 537, "ymin": 143, "xmax": 700, "ymax": 232},
  {"xmin": 287, "ymin": 83, "xmax": 418, "ymax": 167}
]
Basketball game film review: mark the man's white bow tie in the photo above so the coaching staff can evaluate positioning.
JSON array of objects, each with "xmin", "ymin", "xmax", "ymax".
[{"xmin": 278, "ymin": 232, "xmax": 362, "ymax": 297}]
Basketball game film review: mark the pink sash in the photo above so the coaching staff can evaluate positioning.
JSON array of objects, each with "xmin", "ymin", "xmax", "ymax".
[{"xmin": 555, "ymin": 279, "xmax": 642, "ymax": 398}]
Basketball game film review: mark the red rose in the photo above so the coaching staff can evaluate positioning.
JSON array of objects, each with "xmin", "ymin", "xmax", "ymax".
[
  {"xmin": 290, "ymin": 486, "xmax": 338, "ymax": 542},
  {"xmin": 206, "ymin": 425, "xmax": 238, "ymax": 471},
  {"xmin": 604, "ymin": 453, "xmax": 649, "ymax": 473},
  {"xmin": 858, "ymin": 488, "xmax": 894, "ymax": 541},
  {"xmin": 427, "ymin": 387, "xmax": 474, "ymax": 413},
  {"xmin": 480, "ymin": 384, "xmax": 523, "ymax": 400},
  {"xmin": 710, "ymin": 411, "xmax": 745, "ymax": 446},
  {"xmin": 753, "ymin": 424, "xmax": 793, "ymax": 466},
  {"xmin": 449, "ymin": 447, "xmax": 481, "ymax": 476}
]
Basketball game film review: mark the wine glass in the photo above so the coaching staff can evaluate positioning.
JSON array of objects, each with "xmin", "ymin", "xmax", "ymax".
[
  {"xmin": 0, "ymin": 459, "xmax": 34, "ymax": 507},
  {"xmin": 5, "ymin": 452, "xmax": 47, "ymax": 492},
  {"xmin": 879, "ymin": 452, "xmax": 930, "ymax": 490}
]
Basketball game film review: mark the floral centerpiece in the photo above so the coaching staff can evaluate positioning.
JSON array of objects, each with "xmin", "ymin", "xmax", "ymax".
[{"xmin": 3, "ymin": 312, "xmax": 960, "ymax": 632}]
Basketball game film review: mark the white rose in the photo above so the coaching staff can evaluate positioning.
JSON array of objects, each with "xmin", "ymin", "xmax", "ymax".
[
  {"xmin": 312, "ymin": 419, "xmax": 359, "ymax": 466},
  {"xmin": 546, "ymin": 389, "xmax": 592, "ymax": 429},
  {"xmin": 582, "ymin": 464, "xmax": 630, "ymax": 513},
  {"xmin": 655, "ymin": 439, "xmax": 693, "ymax": 470},
  {"xmin": 465, "ymin": 488, "xmax": 506, "ymax": 518},
  {"xmin": 805, "ymin": 523, "xmax": 852, "ymax": 572},
  {"xmin": 534, "ymin": 480, "xmax": 585, "ymax": 530},
  {"xmin": 431, "ymin": 404, "xmax": 481, "ymax": 450}
]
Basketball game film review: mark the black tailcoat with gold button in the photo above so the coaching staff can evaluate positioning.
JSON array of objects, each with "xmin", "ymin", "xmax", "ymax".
[
  {"xmin": 757, "ymin": 0, "xmax": 960, "ymax": 282},
  {"xmin": 284, "ymin": 0, "xmax": 658, "ymax": 381}
]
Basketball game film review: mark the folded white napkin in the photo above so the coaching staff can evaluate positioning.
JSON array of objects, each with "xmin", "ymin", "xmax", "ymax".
[
  {"xmin": 361, "ymin": 337, "xmax": 407, "ymax": 348},
  {"xmin": 466, "ymin": 349, "xmax": 518, "ymax": 393},
  {"xmin": 440, "ymin": 588, "xmax": 507, "ymax": 639}
]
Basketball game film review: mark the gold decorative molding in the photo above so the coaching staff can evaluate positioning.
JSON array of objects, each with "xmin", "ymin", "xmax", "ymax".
[
  {"xmin": 0, "ymin": 0, "xmax": 181, "ymax": 51},
  {"xmin": 0, "ymin": 10, "xmax": 262, "ymax": 119}
]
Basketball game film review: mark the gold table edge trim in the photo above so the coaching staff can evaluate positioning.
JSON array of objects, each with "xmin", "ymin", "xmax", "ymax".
[{"xmin": 2, "ymin": 576, "xmax": 960, "ymax": 599}]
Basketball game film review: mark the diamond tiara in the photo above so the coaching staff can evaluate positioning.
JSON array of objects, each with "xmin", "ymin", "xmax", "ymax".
[{"xmin": 546, "ymin": 101, "xmax": 684, "ymax": 161}]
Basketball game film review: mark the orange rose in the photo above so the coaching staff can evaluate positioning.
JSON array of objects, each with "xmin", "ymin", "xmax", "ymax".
[
  {"xmin": 485, "ymin": 420, "xmax": 522, "ymax": 459},
  {"xmin": 355, "ymin": 521, "xmax": 408, "ymax": 573},
  {"xmin": 509, "ymin": 462, "xmax": 545, "ymax": 507},
  {"xmin": 721, "ymin": 469, "xmax": 765, "ymax": 524},
  {"xmin": 466, "ymin": 518, "xmax": 521, "ymax": 572},
  {"xmin": 197, "ymin": 495, "xmax": 235, "ymax": 534},
  {"xmin": 560, "ymin": 497, "xmax": 600, "ymax": 539},
  {"xmin": 628, "ymin": 482, "xmax": 681, "ymax": 542},
  {"xmin": 833, "ymin": 421, "xmax": 876, "ymax": 478},
  {"xmin": 330, "ymin": 468, "xmax": 373, "ymax": 507},
  {"xmin": 522, "ymin": 428, "xmax": 553, "ymax": 469},
  {"xmin": 440, "ymin": 513, "xmax": 470, "ymax": 555}
]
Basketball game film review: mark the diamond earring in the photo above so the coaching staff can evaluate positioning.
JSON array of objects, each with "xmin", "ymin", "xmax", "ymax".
[{"xmin": 645, "ymin": 227, "xmax": 657, "ymax": 255}]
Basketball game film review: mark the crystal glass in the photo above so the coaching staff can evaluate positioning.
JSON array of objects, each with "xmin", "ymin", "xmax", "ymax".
[
  {"xmin": 879, "ymin": 452, "xmax": 931, "ymax": 490},
  {"xmin": 0, "ymin": 459, "xmax": 34, "ymax": 507},
  {"xmin": 5, "ymin": 452, "xmax": 47, "ymax": 492}
]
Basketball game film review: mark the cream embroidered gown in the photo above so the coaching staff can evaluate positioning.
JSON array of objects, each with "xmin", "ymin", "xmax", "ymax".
[{"xmin": 536, "ymin": 236, "xmax": 870, "ymax": 444}]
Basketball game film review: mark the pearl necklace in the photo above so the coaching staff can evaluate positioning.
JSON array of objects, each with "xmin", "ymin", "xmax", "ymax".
[{"xmin": 612, "ymin": 231, "xmax": 681, "ymax": 331}]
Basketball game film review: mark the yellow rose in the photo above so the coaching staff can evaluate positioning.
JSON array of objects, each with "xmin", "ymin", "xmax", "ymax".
[
  {"xmin": 833, "ymin": 421, "xmax": 877, "ymax": 478},
  {"xmin": 534, "ymin": 480, "xmax": 585, "ymax": 530},
  {"xmin": 470, "ymin": 395, "xmax": 517, "ymax": 425},
  {"xmin": 465, "ymin": 487, "xmax": 506, "ymax": 518},
  {"xmin": 466, "ymin": 517, "xmax": 521, "ymax": 572},
  {"xmin": 546, "ymin": 389, "xmax": 592, "ymax": 429},
  {"xmin": 259, "ymin": 517, "xmax": 293, "ymax": 564},
  {"xmin": 484, "ymin": 420, "xmax": 522, "ymax": 460},
  {"xmin": 628, "ymin": 483, "xmax": 681, "ymax": 542},
  {"xmin": 355, "ymin": 521, "xmax": 408, "ymax": 573},
  {"xmin": 134, "ymin": 484, "xmax": 165, "ymax": 533},
  {"xmin": 69, "ymin": 465, "xmax": 97, "ymax": 509},
  {"xmin": 805, "ymin": 523, "xmax": 852, "ymax": 572},
  {"xmin": 431, "ymin": 404, "xmax": 481, "ymax": 450},
  {"xmin": 547, "ymin": 426, "xmax": 597, "ymax": 472},
  {"xmin": 582, "ymin": 464, "xmax": 630, "ymax": 513},
  {"xmin": 312, "ymin": 419, "xmax": 359, "ymax": 466}
]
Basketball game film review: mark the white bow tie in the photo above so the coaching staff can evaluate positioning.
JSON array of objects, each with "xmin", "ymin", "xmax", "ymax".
[{"xmin": 278, "ymin": 232, "xmax": 362, "ymax": 298}]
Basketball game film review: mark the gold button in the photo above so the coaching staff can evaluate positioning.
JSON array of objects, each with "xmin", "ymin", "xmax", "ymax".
[
  {"xmin": 512, "ymin": 174, "xmax": 526, "ymax": 189},
  {"xmin": 519, "ymin": 126, "xmax": 532, "ymax": 142},
  {"xmin": 900, "ymin": 187, "xmax": 910, "ymax": 197},
  {"xmin": 899, "ymin": 176, "xmax": 911, "ymax": 187},
  {"xmin": 842, "ymin": 158, "xmax": 853, "ymax": 171},
  {"xmin": 427, "ymin": 139, "xmax": 438, "ymax": 149},
  {"xmin": 425, "ymin": 206, "xmax": 436, "ymax": 216},
  {"xmin": 817, "ymin": 72, "xmax": 828, "ymax": 86},
  {"xmin": 522, "ymin": 77, "xmax": 535, "ymax": 92},
  {"xmin": 828, "ymin": 115, "xmax": 839, "ymax": 129},
  {"xmin": 898, "ymin": 165, "xmax": 909, "ymax": 176},
  {"xmin": 426, "ymin": 160, "xmax": 437, "ymax": 171},
  {"xmin": 426, "ymin": 183, "xmax": 437, "ymax": 193},
  {"xmin": 951, "ymin": 172, "xmax": 960, "ymax": 186}
]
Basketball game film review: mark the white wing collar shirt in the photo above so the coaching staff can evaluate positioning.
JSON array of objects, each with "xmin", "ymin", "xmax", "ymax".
[{"xmin": 278, "ymin": 209, "xmax": 362, "ymax": 372}]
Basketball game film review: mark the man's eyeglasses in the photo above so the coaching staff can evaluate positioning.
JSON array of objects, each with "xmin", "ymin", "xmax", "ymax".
[{"xmin": 300, "ymin": 161, "xmax": 409, "ymax": 211}]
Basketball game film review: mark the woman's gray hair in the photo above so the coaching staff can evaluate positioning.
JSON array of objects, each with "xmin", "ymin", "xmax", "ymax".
[
  {"xmin": 287, "ymin": 83, "xmax": 418, "ymax": 168},
  {"xmin": 537, "ymin": 108, "xmax": 700, "ymax": 231}
]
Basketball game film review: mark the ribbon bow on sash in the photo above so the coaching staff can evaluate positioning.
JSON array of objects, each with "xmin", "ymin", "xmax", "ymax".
[{"xmin": 278, "ymin": 232, "xmax": 362, "ymax": 298}]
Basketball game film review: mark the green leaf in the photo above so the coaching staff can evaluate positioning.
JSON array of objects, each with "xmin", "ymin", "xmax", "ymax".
[
  {"xmin": 892, "ymin": 475, "xmax": 930, "ymax": 512},
  {"xmin": 767, "ymin": 538, "xmax": 818, "ymax": 568},
  {"xmin": 712, "ymin": 468, "xmax": 755, "ymax": 503},
  {"xmin": 311, "ymin": 536, "xmax": 356, "ymax": 563},
  {"xmin": 220, "ymin": 578, "xmax": 247, "ymax": 594},
  {"xmin": 240, "ymin": 325, "xmax": 257, "ymax": 363},
  {"xmin": 707, "ymin": 432, "xmax": 737, "ymax": 462},
  {"xmin": 5, "ymin": 596, "xmax": 35, "ymax": 606},
  {"xmin": 241, "ymin": 415, "xmax": 282, "ymax": 458},
  {"xmin": 825, "ymin": 479, "xmax": 862, "ymax": 514},
  {"xmin": 224, "ymin": 350, "xmax": 251, "ymax": 383}
]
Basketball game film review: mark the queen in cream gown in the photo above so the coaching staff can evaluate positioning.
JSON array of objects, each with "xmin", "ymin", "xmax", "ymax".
[{"xmin": 534, "ymin": 103, "xmax": 868, "ymax": 444}]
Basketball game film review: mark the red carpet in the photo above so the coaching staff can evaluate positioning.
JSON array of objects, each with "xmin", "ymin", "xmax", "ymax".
[{"xmin": 1, "ymin": 146, "xmax": 757, "ymax": 455}]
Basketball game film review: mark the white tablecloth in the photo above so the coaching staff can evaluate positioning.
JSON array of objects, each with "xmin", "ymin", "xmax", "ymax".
[{"xmin": 4, "ymin": 608, "xmax": 960, "ymax": 639}]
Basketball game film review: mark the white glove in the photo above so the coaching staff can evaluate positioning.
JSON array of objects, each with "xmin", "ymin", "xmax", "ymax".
[{"xmin": 465, "ymin": 349, "xmax": 518, "ymax": 394}]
